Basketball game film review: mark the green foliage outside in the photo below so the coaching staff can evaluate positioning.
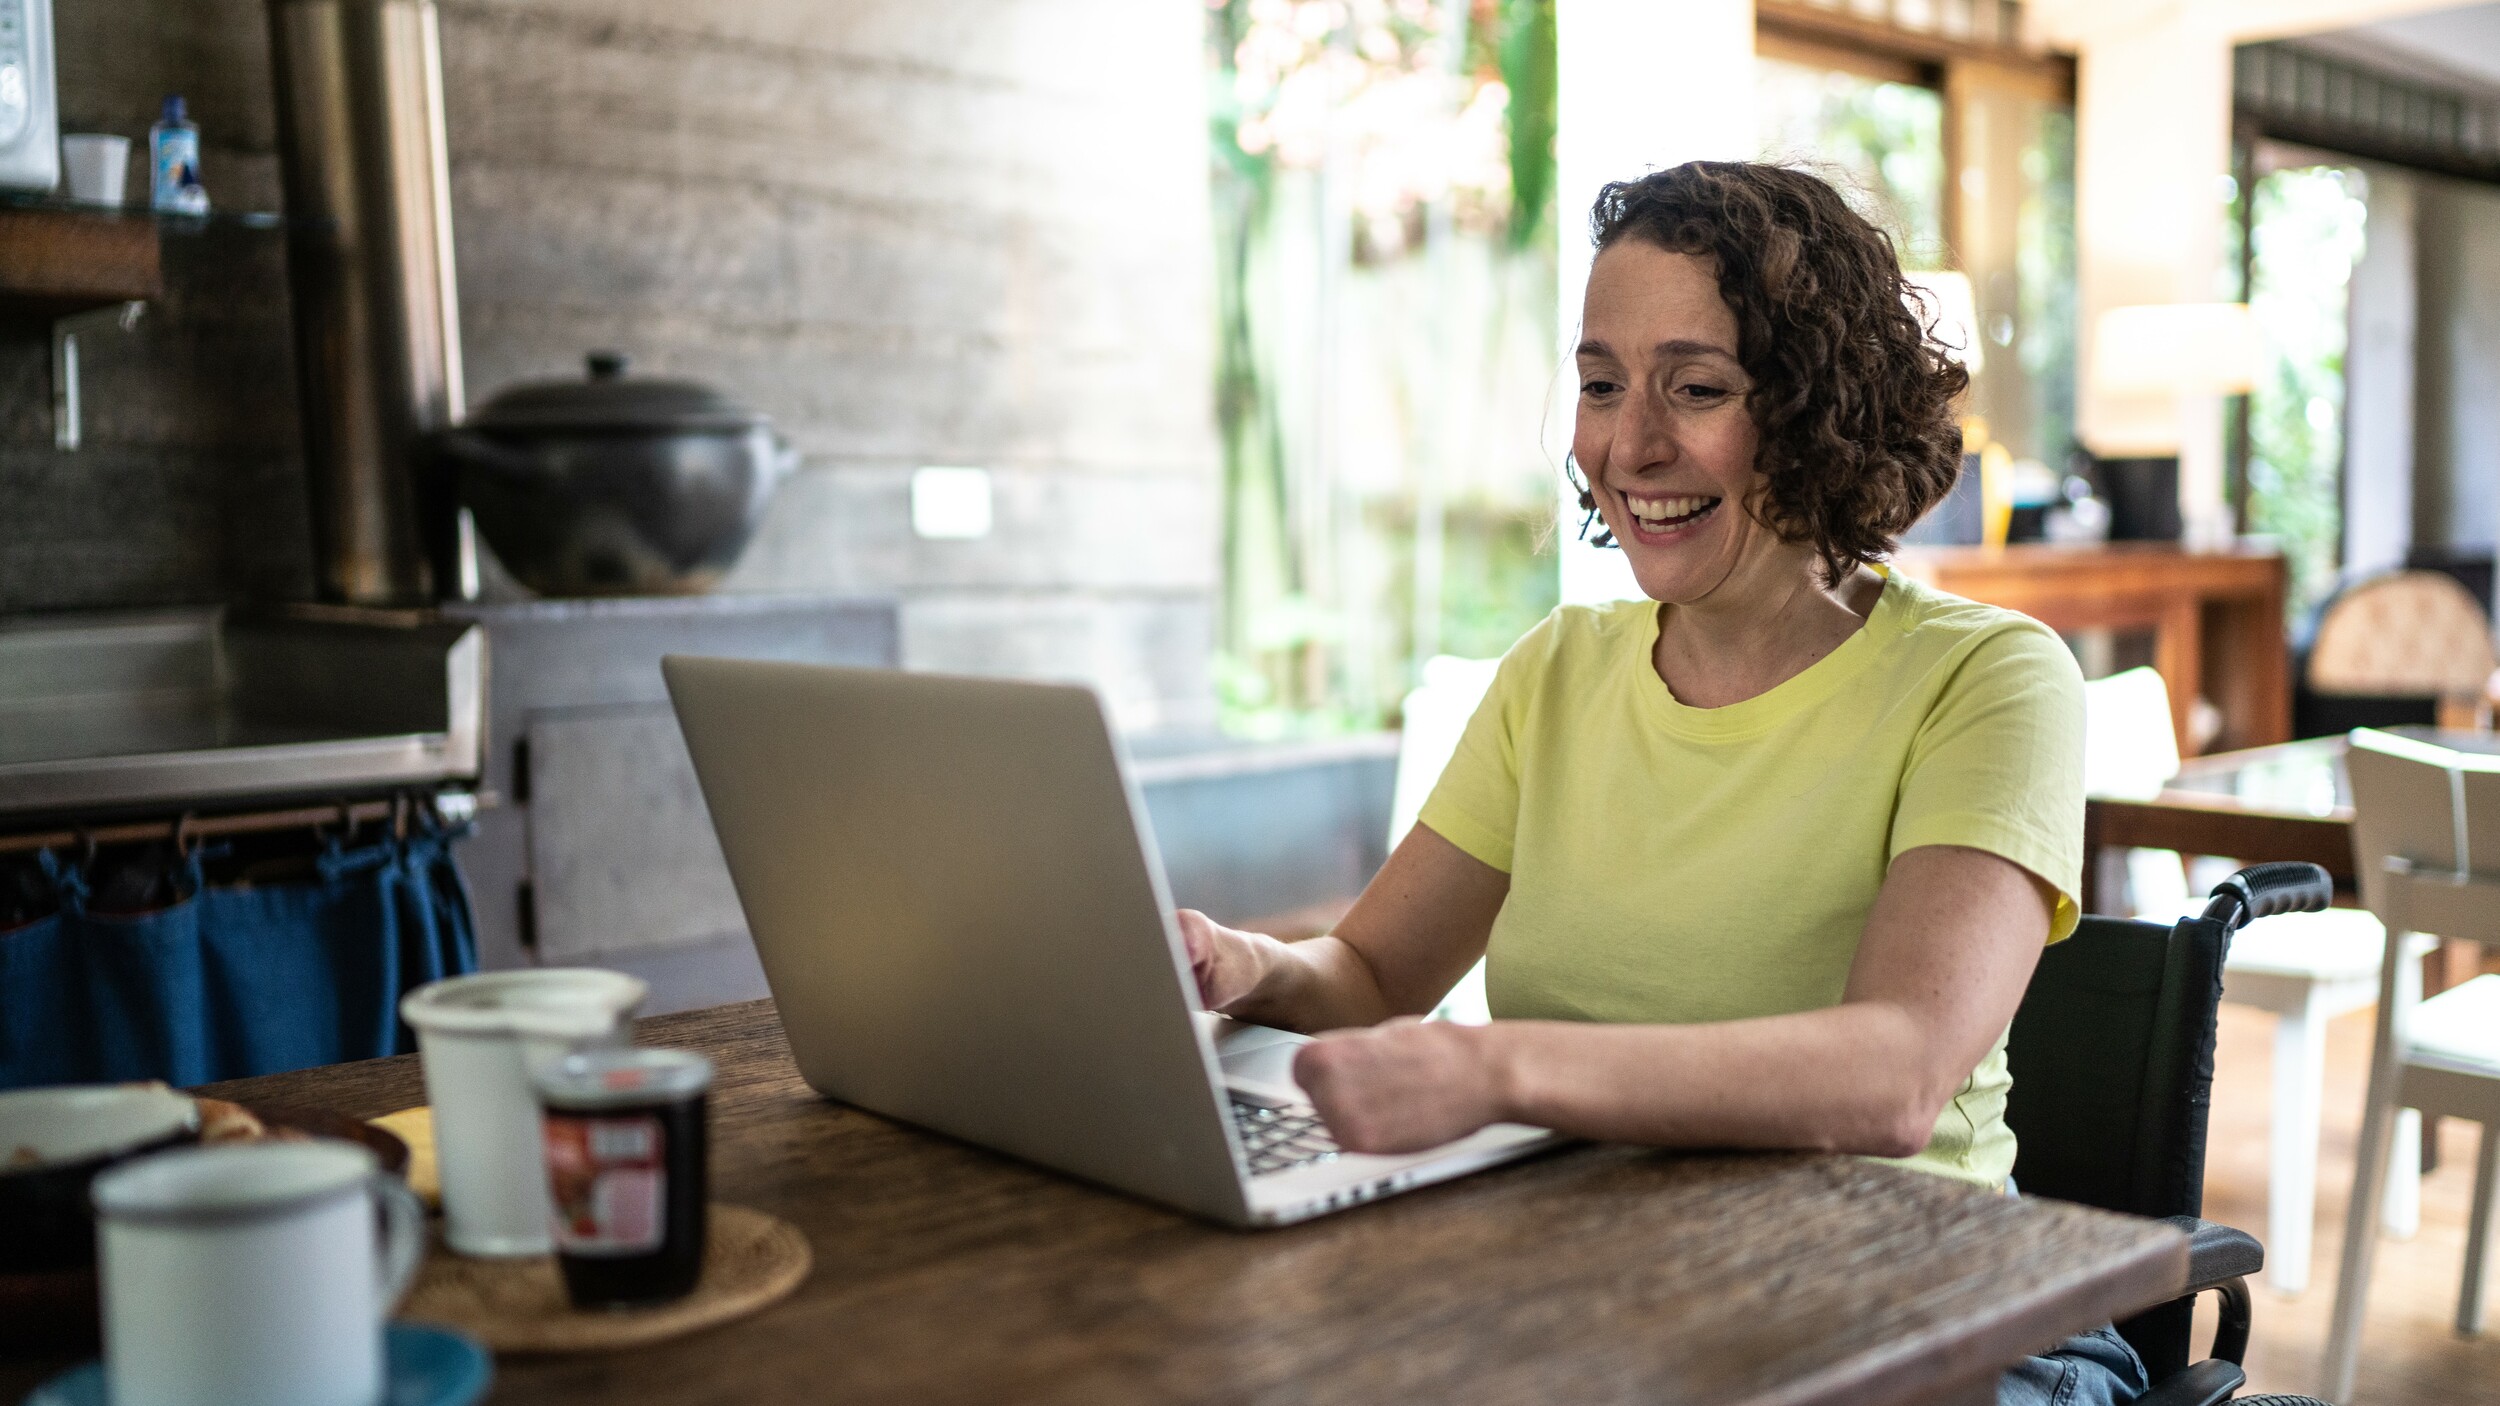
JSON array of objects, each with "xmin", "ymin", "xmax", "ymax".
[
  {"xmin": 1496, "ymin": 0, "xmax": 1556, "ymax": 252},
  {"xmin": 1756, "ymin": 61, "xmax": 2075, "ymax": 469},
  {"xmin": 2246, "ymin": 165, "xmax": 2368, "ymax": 621},
  {"xmin": 1755, "ymin": 58, "xmax": 1947, "ymax": 272},
  {"xmin": 1375, "ymin": 500, "xmax": 1570, "ymax": 658},
  {"xmin": 2017, "ymin": 108, "xmax": 2078, "ymax": 469},
  {"xmin": 1206, "ymin": 0, "xmax": 1562, "ymax": 739}
]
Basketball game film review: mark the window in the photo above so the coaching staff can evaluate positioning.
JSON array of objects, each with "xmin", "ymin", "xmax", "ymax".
[
  {"xmin": 2243, "ymin": 161, "xmax": 2369, "ymax": 619},
  {"xmin": 1756, "ymin": 54, "xmax": 1949, "ymax": 271},
  {"xmin": 1207, "ymin": 0, "xmax": 1562, "ymax": 737},
  {"xmin": 1754, "ymin": 38, "xmax": 2077, "ymax": 471}
]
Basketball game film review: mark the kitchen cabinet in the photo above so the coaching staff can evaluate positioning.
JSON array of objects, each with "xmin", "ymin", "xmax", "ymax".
[
  {"xmin": 441, "ymin": 595, "xmax": 902, "ymax": 1011},
  {"xmin": 522, "ymin": 703, "xmax": 745, "ymax": 963}
]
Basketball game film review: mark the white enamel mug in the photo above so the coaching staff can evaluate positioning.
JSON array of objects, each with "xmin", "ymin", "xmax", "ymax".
[
  {"xmin": 92, "ymin": 1141, "xmax": 424, "ymax": 1406},
  {"xmin": 401, "ymin": 969, "xmax": 647, "ymax": 1256}
]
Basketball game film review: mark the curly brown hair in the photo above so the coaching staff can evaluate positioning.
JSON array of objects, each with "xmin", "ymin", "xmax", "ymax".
[{"xmin": 1574, "ymin": 161, "xmax": 1969, "ymax": 585}]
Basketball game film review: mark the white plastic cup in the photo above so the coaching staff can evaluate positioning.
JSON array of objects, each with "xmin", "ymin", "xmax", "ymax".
[
  {"xmin": 60, "ymin": 134, "xmax": 131, "ymax": 207},
  {"xmin": 92, "ymin": 1142, "xmax": 425, "ymax": 1406},
  {"xmin": 401, "ymin": 969, "xmax": 648, "ymax": 1257}
]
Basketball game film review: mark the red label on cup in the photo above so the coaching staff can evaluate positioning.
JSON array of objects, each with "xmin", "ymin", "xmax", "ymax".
[{"xmin": 543, "ymin": 1112, "xmax": 666, "ymax": 1254}]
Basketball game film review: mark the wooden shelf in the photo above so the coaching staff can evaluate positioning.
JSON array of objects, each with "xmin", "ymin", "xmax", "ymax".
[{"xmin": 0, "ymin": 203, "xmax": 162, "ymax": 325}]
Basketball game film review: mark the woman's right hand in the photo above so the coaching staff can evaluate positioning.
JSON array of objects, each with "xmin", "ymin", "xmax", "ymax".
[
  {"xmin": 1175, "ymin": 827, "xmax": 1506, "ymax": 1031},
  {"xmin": 1174, "ymin": 909, "xmax": 1277, "ymax": 1013}
]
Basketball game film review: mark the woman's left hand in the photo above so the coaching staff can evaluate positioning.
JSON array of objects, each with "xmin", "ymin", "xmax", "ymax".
[{"xmin": 1292, "ymin": 1018, "xmax": 1509, "ymax": 1154}]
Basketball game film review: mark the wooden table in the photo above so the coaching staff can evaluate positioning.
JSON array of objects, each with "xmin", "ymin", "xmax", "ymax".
[
  {"xmin": 2079, "ymin": 726, "xmax": 2500, "ymax": 913},
  {"xmin": 0, "ymin": 1002, "xmax": 2187, "ymax": 1406},
  {"xmin": 1896, "ymin": 542, "xmax": 2289, "ymax": 755},
  {"xmin": 2084, "ymin": 729, "xmax": 2500, "ymax": 1170},
  {"xmin": 2082, "ymin": 734, "xmax": 2355, "ymax": 916}
]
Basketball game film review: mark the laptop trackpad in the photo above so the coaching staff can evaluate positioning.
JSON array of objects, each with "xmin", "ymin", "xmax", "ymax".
[{"xmin": 1206, "ymin": 1016, "xmax": 1309, "ymax": 1103}]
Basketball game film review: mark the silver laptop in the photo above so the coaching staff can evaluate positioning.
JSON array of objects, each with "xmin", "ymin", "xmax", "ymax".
[{"xmin": 662, "ymin": 656, "xmax": 1557, "ymax": 1227}]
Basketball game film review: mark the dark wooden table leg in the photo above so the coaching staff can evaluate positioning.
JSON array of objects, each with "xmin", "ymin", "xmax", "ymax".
[
  {"xmin": 2157, "ymin": 597, "xmax": 2203, "ymax": 753},
  {"xmin": 2082, "ymin": 802, "xmax": 2106, "ymax": 917},
  {"xmin": 2201, "ymin": 581, "xmax": 2292, "ymax": 751}
]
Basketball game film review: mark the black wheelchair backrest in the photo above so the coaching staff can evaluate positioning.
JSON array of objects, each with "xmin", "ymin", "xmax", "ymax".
[
  {"xmin": 2002, "ymin": 861, "xmax": 2331, "ymax": 1379},
  {"xmin": 2005, "ymin": 912, "xmax": 2228, "ymax": 1221}
]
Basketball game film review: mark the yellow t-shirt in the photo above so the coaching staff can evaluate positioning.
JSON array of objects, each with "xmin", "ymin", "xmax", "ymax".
[{"xmin": 1417, "ymin": 569, "xmax": 2084, "ymax": 1189}]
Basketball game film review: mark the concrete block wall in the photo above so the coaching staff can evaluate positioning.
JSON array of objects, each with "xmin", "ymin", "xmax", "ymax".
[
  {"xmin": 4, "ymin": 0, "xmax": 1221, "ymax": 735},
  {"xmin": 0, "ymin": 0, "xmax": 309, "ymax": 613},
  {"xmin": 439, "ymin": 0, "xmax": 1220, "ymax": 732}
]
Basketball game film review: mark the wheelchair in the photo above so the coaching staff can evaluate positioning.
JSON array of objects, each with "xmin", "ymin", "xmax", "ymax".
[{"xmin": 2002, "ymin": 863, "xmax": 2339, "ymax": 1406}]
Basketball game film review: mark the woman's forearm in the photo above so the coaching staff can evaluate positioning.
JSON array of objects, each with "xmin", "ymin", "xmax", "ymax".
[
  {"xmin": 1221, "ymin": 934, "xmax": 1401, "ymax": 1033},
  {"xmin": 1288, "ymin": 846, "xmax": 2051, "ymax": 1159},
  {"xmin": 1478, "ymin": 846, "xmax": 2049, "ymax": 1157},
  {"xmin": 1481, "ymin": 1003, "xmax": 1960, "ymax": 1158},
  {"xmin": 1206, "ymin": 825, "xmax": 1510, "ymax": 1034}
]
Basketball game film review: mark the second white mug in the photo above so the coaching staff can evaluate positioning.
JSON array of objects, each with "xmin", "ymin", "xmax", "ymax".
[{"xmin": 402, "ymin": 968, "xmax": 648, "ymax": 1256}]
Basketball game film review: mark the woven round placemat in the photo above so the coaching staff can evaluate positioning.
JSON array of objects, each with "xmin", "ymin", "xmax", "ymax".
[{"xmin": 398, "ymin": 1205, "xmax": 811, "ymax": 1354}]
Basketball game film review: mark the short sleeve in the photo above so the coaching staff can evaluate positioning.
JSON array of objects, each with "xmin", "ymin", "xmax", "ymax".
[
  {"xmin": 1889, "ymin": 623, "xmax": 2087, "ymax": 942},
  {"xmin": 1414, "ymin": 623, "xmax": 1550, "ymax": 874}
]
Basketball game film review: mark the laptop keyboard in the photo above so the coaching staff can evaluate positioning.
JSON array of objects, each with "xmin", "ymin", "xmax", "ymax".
[{"xmin": 1230, "ymin": 1096, "xmax": 1340, "ymax": 1176}]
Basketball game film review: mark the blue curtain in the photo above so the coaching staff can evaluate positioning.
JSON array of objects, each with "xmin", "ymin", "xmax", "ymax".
[{"xmin": 0, "ymin": 819, "xmax": 478, "ymax": 1090}]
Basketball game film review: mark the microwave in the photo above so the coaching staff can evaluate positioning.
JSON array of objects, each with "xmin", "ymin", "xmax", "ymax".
[{"xmin": 0, "ymin": 0, "xmax": 55, "ymax": 192}]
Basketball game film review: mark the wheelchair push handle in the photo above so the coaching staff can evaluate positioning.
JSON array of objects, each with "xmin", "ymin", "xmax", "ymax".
[{"xmin": 2200, "ymin": 862, "xmax": 2333, "ymax": 931}]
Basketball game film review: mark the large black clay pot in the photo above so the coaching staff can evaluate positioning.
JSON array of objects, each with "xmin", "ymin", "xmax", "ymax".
[{"xmin": 435, "ymin": 352, "xmax": 796, "ymax": 596}]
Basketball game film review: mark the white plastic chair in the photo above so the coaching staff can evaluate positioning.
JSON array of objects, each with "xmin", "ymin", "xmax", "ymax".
[
  {"xmin": 1391, "ymin": 655, "xmax": 1501, "ymax": 1025},
  {"xmin": 2322, "ymin": 729, "xmax": 2500, "ymax": 1401},
  {"xmin": 2083, "ymin": 668, "xmax": 2423, "ymax": 1296}
]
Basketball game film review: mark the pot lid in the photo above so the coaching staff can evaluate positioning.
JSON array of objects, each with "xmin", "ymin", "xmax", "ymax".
[{"xmin": 464, "ymin": 351, "xmax": 770, "ymax": 433}]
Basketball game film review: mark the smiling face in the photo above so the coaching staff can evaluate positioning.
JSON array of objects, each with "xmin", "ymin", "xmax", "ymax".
[{"xmin": 1573, "ymin": 240, "xmax": 1786, "ymax": 606}]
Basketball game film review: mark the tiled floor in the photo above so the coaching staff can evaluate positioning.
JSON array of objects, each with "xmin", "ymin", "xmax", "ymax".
[{"xmin": 2199, "ymin": 1001, "xmax": 2498, "ymax": 1404}]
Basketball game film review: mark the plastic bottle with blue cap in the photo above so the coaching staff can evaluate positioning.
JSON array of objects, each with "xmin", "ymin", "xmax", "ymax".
[{"xmin": 148, "ymin": 93, "xmax": 207, "ymax": 215}]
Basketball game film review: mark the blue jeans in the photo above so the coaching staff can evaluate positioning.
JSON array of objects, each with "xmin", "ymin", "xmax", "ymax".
[{"xmin": 1998, "ymin": 1324, "xmax": 2149, "ymax": 1406}]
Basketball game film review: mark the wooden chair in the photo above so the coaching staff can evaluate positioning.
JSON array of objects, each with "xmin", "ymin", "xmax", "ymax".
[
  {"xmin": 2298, "ymin": 570, "xmax": 2498, "ymax": 737},
  {"xmin": 2321, "ymin": 729, "xmax": 2500, "ymax": 1401}
]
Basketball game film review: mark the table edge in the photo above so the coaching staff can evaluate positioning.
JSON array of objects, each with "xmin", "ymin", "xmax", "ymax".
[{"xmin": 1747, "ymin": 1221, "xmax": 2189, "ymax": 1406}]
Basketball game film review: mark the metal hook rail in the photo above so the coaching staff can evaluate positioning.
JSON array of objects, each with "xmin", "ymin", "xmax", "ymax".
[{"xmin": 0, "ymin": 790, "xmax": 481, "ymax": 858}]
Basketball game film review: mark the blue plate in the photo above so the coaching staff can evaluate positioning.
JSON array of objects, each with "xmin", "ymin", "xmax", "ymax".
[{"xmin": 22, "ymin": 1322, "xmax": 490, "ymax": 1406}]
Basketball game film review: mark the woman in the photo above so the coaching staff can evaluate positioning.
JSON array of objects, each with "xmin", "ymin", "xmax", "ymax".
[{"xmin": 1179, "ymin": 163, "xmax": 2141, "ymax": 1404}]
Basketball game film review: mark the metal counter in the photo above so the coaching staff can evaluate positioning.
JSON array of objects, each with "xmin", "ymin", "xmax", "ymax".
[{"xmin": 0, "ymin": 605, "xmax": 482, "ymax": 819}]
